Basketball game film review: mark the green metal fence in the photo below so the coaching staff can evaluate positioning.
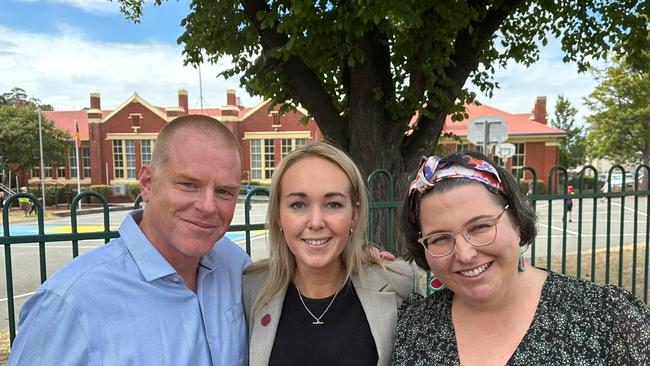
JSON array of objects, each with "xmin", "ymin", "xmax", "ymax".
[{"xmin": 1, "ymin": 165, "xmax": 649, "ymax": 345}]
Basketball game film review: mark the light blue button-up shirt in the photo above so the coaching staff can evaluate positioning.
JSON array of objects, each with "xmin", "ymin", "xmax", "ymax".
[{"xmin": 9, "ymin": 210, "xmax": 252, "ymax": 365}]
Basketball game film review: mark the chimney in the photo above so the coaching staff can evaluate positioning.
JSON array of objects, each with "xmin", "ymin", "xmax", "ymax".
[
  {"xmin": 90, "ymin": 92, "xmax": 101, "ymax": 110},
  {"xmin": 87, "ymin": 92, "xmax": 102, "ymax": 121},
  {"xmin": 178, "ymin": 89, "xmax": 188, "ymax": 113},
  {"xmin": 227, "ymin": 89, "xmax": 237, "ymax": 106},
  {"xmin": 532, "ymin": 96, "xmax": 547, "ymax": 124}
]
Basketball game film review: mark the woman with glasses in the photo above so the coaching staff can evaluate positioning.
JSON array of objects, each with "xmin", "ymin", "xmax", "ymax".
[{"xmin": 392, "ymin": 151, "xmax": 650, "ymax": 365}]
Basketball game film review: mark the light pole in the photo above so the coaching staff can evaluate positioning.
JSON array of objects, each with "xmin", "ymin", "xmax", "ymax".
[{"xmin": 37, "ymin": 108, "xmax": 46, "ymax": 216}]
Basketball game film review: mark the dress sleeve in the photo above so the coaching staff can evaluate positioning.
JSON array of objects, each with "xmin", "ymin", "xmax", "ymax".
[
  {"xmin": 8, "ymin": 289, "xmax": 94, "ymax": 365},
  {"xmin": 605, "ymin": 286, "xmax": 650, "ymax": 364}
]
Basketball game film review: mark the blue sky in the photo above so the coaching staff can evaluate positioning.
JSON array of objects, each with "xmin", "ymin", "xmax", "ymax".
[{"xmin": 1, "ymin": 0, "xmax": 599, "ymax": 123}]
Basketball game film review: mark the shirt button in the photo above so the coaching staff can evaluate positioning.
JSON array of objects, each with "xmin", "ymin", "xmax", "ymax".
[
  {"xmin": 171, "ymin": 276, "xmax": 181, "ymax": 283},
  {"xmin": 208, "ymin": 337, "xmax": 213, "ymax": 345}
]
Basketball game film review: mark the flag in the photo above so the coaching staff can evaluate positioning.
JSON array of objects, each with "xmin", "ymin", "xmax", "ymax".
[{"xmin": 74, "ymin": 120, "xmax": 81, "ymax": 149}]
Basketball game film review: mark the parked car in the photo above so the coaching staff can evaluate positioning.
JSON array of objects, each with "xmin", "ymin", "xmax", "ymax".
[{"xmin": 600, "ymin": 172, "xmax": 642, "ymax": 192}]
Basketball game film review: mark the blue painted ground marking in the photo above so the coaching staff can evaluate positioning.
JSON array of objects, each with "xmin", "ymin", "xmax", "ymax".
[{"xmin": 1, "ymin": 225, "xmax": 265, "ymax": 242}]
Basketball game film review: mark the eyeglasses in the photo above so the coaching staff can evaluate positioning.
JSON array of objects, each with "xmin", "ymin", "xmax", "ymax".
[{"xmin": 418, "ymin": 205, "xmax": 509, "ymax": 258}]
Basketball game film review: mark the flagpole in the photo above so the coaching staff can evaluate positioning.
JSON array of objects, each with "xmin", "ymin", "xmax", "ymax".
[
  {"xmin": 74, "ymin": 119, "xmax": 82, "ymax": 210},
  {"xmin": 38, "ymin": 109, "xmax": 46, "ymax": 216}
]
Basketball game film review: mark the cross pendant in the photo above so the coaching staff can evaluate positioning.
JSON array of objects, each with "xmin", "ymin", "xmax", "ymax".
[{"xmin": 312, "ymin": 320, "xmax": 324, "ymax": 325}]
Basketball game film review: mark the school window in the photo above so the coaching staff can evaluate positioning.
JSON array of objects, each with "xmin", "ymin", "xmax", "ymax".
[
  {"xmin": 457, "ymin": 143, "xmax": 476, "ymax": 153},
  {"xmin": 510, "ymin": 143, "xmax": 526, "ymax": 178},
  {"xmin": 57, "ymin": 167, "xmax": 66, "ymax": 179},
  {"xmin": 43, "ymin": 165, "xmax": 52, "ymax": 178},
  {"xmin": 82, "ymin": 147, "xmax": 91, "ymax": 178},
  {"xmin": 250, "ymin": 139, "xmax": 262, "ymax": 180},
  {"xmin": 281, "ymin": 138, "xmax": 306, "ymax": 158},
  {"xmin": 263, "ymin": 139, "xmax": 275, "ymax": 179},
  {"xmin": 250, "ymin": 139, "xmax": 275, "ymax": 180},
  {"xmin": 69, "ymin": 148, "xmax": 78, "ymax": 178},
  {"xmin": 141, "ymin": 140, "xmax": 154, "ymax": 166},
  {"xmin": 113, "ymin": 140, "xmax": 137, "ymax": 179},
  {"xmin": 31, "ymin": 167, "xmax": 40, "ymax": 178}
]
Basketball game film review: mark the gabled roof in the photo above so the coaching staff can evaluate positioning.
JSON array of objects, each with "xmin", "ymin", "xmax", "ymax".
[
  {"xmin": 102, "ymin": 92, "xmax": 169, "ymax": 123},
  {"xmin": 443, "ymin": 103, "xmax": 564, "ymax": 137}
]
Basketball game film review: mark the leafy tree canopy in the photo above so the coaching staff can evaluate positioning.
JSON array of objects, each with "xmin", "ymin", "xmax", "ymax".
[
  {"xmin": 550, "ymin": 95, "xmax": 586, "ymax": 169},
  {"xmin": 585, "ymin": 57, "xmax": 650, "ymax": 167},
  {"xmin": 0, "ymin": 87, "xmax": 53, "ymax": 111},
  {"xmin": 118, "ymin": 0, "xmax": 648, "ymax": 187},
  {"xmin": 0, "ymin": 89, "xmax": 70, "ymax": 173}
]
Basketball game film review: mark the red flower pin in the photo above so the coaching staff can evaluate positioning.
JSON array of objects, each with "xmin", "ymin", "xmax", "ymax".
[{"xmin": 261, "ymin": 314, "xmax": 271, "ymax": 327}]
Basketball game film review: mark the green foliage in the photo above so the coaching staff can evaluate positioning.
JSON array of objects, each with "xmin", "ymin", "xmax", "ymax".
[
  {"xmin": 519, "ymin": 180, "xmax": 547, "ymax": 196},
  {"xmin": 585, "ymin": 58, "xmax": 650, "ymax": 166},
  {"xmin": 550, "ymin": 95, "xmax": 586, "ymax": 169},
  {"xmin": 118, "ymin": 1, "xmax": 649, "ymax": 194},
  {"xmin": 0, "ymin": 88, "xmax": 70, "ymax": 173},
  {"xmin": 128, "ymin": 183, "xmax": 141, "ymax": 199},
  {"xmin": 0, "ymin": 87, "xmax": 53, "ymax": 111},
  {"xmin": 567, "ymin": 176, "xmax": 597, "ymax": 192},
  {"xmin": 89, "ymin": 185, "xmax": 112, "ymax": 198}
]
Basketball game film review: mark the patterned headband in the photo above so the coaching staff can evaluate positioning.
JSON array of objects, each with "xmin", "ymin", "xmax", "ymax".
[{"xmin": 407, "ymin": 154, "xmax": 504, "ymax": 224}]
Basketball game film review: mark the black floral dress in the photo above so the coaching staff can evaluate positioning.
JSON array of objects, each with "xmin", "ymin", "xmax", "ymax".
[{"xmin": 391, "ymin": 271, "xmax": 650, "ymax": 365}]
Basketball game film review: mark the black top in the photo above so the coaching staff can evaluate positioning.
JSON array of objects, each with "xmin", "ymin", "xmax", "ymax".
[
  {"xmin": 268, "ymin": 281, "xmax": 378, "ymax": 366},
  {"xmin": 391, "ymin": 271, "xmax": 650, "ymax": 365}
]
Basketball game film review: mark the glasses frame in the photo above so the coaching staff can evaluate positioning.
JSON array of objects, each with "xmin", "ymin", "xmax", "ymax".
[{"xmin": 418, "ymin": 205, "xmax": 509, "ymax": 258}]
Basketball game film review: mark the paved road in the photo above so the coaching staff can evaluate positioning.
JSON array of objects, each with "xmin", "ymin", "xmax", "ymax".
[{"xmin": 0, "ymin": 195, "xmax": 647, "ymax": 332}]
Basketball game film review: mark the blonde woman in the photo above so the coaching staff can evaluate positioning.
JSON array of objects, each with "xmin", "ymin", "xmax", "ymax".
[{"xmin": 243, "ymin": 142, "xmax": 423, "ymax": 366}]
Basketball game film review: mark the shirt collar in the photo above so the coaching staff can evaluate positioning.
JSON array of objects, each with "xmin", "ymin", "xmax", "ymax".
[
  {"xmin": 119, "ymin": 209, "xmax": 178, "ymax": 282},
  {"xmin": 120, "ymin": 209, "xmax": 221, "ymax": 282}
]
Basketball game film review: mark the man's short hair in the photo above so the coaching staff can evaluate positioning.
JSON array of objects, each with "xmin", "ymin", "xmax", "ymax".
[{"xmin": 149, "ymin": 114, "xmax": 242, "ymax": 176}]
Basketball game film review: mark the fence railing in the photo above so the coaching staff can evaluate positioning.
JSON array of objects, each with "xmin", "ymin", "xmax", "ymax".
[{"xmin": 0, "ymin": 165, "xmax": 649, "ymax": 345}]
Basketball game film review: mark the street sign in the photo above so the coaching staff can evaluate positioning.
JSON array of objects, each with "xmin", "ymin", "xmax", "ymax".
[
  {"xmin": 467, "ymin": 117, "xmax": 509, "ymax": 147},
  {"xmin": 495, "ymin": 143, "xmax": 516, "ymax": 159}
]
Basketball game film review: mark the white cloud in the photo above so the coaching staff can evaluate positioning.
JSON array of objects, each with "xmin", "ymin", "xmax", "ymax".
[
  {"xmin": 16, "ymin": 0, "xmax": 120, "ymax": 14},
  {"xmin": 0, "ymin": 24, "xmax": 261, "ymax": 111},
  {"xmin": 470, "ymin": 38, "xmax": 605, "ymax": 125},
  {"xmin": 49, "ymin": 0, "xmax": 119, "ymax": 14}
]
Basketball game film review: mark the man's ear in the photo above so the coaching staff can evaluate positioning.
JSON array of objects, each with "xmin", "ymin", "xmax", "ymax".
[{"xmin": 138, "ymin": 166, "xmax": 154, "ymax": 203}]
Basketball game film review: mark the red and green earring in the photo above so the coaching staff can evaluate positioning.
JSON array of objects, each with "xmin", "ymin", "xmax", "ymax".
[
  {"xmin": 518, "ymin": 249, "xmax": 526, "ymax": 272},
  {"xmin": 427, "ymin": 272, "xmax": 446, "ymax": 293}
]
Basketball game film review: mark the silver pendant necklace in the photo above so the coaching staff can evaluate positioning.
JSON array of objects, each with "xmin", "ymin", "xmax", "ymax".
[{"xmin": 295, "ymin": 280, "xmax": 345, "ymax": 325}]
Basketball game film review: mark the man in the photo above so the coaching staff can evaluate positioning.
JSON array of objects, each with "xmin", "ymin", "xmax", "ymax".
[{"xmin": 9, "ymin": 115, "xmax": 251, "ymax": 365}]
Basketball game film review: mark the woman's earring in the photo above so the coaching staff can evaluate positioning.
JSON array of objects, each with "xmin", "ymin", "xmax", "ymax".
[
  {"xmin": 427, "ymin": 272, "xmax": 446, "ymax": 293},
  {"xmin": 279, "ymin": 226, "xmax": 283, "ymax": 233},
  {"xmin": 518, "ymin": 249, "xmax": 526, "ymax": 272}
]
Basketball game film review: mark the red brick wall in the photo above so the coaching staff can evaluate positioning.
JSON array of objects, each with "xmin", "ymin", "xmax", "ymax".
[
  {"xmin": 96, "ymin": 102, "xmax": 168, "ymax": 184},
  {"xmin": 238, "ymin": 103, "xmax": 322, "ymax": 178}
]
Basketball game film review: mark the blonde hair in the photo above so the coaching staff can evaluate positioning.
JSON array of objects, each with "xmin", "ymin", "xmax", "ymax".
[{"xmin": 249, "ymin": 141, "xmax": 370, "ymax": 309}]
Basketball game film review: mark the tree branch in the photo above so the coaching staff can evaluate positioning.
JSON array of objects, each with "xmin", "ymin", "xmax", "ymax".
[
  {"xmin": 403, "ymin": 0, "xmax": 524, "ymax": 160},
  {"xmin": 240, "ymin": 0, "xmax": 349, "ymax": 145}
]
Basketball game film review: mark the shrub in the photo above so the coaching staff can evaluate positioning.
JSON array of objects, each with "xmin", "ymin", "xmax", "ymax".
[
  {"xmin": 567, "ymin": 176, "xmax": 597, "ymax": 192},
  {"xmin": 518, "ymin": 180, "xmax": 547, "ymax": 195},
  {"xmin": 86, "ymin": 185, "xmax": 111, "ymax": 203},
  {"xmin": 128, "ymin": 183, "xmax": 140, "ymax": 200}
]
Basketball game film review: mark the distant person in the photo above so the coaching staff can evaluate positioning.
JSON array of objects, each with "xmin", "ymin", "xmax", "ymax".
[
  {"xmin": 564, "ymin": 185, "xmax": 574, "ymax": 222},
  {"xmin": 244, "ymin": 142, "xmax": 423, "ymax": 366},
  {"xmin": 392, "ymin": 151, "xmax": 650, "ymax": 365},
  {"xmin": 0, "ymin": 190, "xmax": 5, "ymax": 209},
  {"xmin": 17, "ymin": 187, "xmax": 30, "ymax": 217},
  {"xmin": 9, "ymin": 115, "xmax": 251, "ymax": 365}
]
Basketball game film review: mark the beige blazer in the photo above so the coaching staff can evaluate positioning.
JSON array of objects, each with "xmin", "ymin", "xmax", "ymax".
[{"xmin": 243, "ymin": 260, "xmax": 425, "ymax": 366}]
